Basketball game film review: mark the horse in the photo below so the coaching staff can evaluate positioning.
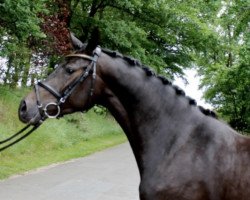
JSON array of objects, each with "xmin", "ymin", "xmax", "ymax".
[{"xmin": 18, "ymin": 31, "xmax": 250, "ymax": 200}]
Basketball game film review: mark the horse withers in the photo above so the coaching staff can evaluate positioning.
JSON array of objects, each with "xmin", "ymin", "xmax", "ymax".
[{"xmin": 19, "ymin": 31, "xmax": 250, "ymax": 200}]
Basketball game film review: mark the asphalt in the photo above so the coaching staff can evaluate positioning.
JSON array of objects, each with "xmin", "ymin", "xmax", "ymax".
[{"xmin": 0, "ymin": 143, "xmax": 140, "ymax": 200}]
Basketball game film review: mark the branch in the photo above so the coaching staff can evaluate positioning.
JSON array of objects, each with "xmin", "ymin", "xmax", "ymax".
[
  {"xmin": 89, "ymin": 0, "xmax": 107, "ymax": 17},
  {"xmin": 105, "ymin": 3, "xmax": 164, "ymax": 26}
]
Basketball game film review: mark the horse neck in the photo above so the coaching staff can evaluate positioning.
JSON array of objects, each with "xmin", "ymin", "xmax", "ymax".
[{"xmin": 97, "ymin": 52, "xmax": 200, "ymax": 174}]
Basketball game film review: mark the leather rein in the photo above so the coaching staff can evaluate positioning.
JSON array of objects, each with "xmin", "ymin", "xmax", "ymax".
[{"xmin": 0, "ymin": 47, "xmax": 101, "ymax": 152}]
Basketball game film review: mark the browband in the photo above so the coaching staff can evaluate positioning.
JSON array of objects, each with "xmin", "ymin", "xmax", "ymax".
[{"xmin": 66, "ymin": 54, "xmax": 95, "ymax": 61}]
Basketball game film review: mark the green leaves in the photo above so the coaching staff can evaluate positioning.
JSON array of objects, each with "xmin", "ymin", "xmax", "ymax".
[
  {"xmin": 198, "ymin": 0, "xmax": 250, "ymax": 132},
  {"xmin": 0, "ymin": 0, "xmax": 47, "ymax": 41},
  {"xmin": 1, "ymin": 0, "xmax": 222, "ymax": 79},
  {"xmin": 0, "ymin": 0, "xmax": 49, "ymax": 87},
  {"xmin": 67, "ymin": 0, "xmax": 222, "ymax": 77},
  {"xmin": 0, "ymin": 0, "xmax": 249, "ymax": 131}
]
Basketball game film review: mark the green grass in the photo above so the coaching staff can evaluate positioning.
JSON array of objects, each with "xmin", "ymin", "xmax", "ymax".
[{"xmin": 0, "ymin": 86, "xmax": 126, "ymax": 180}]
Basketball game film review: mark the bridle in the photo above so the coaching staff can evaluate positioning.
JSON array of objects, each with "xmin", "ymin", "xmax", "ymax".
[
  {"xmin": 0, "ymin": 46, "xmax": 101, "ymax": 152},
  {"xmin": 35, "ymin": 46, "xmax": 101, "ymax": 122}
]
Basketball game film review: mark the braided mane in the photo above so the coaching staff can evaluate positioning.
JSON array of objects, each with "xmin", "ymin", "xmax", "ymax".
[{"xmin": 102, "ymin": 48, "xmax": 217, "ymax": 118}]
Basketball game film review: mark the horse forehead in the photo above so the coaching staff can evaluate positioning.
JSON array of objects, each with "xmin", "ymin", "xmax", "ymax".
[{"xmin": 65, "ymin": 57, "xmax": 90, "ymax": 69}]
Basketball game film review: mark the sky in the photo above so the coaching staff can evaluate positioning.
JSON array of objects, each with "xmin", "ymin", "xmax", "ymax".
[
  {"xmin": 0, "ymin": 58, "xmax": 7, "ymax": 84},
  {"xmin": 174, "ymin": 69, "xmax": 213, "ymax": 109},
  {"xmin": 0, "ymin": 58, "xmax": 6, "ymax": 68}
]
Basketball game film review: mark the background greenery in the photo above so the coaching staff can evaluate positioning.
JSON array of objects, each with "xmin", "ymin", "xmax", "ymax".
[
  {"xmin": 0, "ymin": 1, "xmax": 249, "ymax": 136},
  {"xmin": 0, "ymin": 86, "xmax": 126, "ymax": 179},
  {"xmin": 0, "ymin": 0, "xmax": 249, "ymax": 132}
]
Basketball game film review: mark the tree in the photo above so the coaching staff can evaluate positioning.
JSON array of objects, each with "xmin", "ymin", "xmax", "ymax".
[
  {"xmin": 0, "ymin": 0, "xmax": 48, "ymax": 87},
  {"xmin": 198, "ymin": 0, "xmax": 250, "ymax": 132},
  {"xmin": 1, "ymin": 0, "xmax": 248, "ymax": 132},
  {"xmin": 67, "ymin": 0, "xmax": 220, "ymax": 78},
  {"xmin": 1, "ymin": 0, "xmax": 221, "ymax": 85}
]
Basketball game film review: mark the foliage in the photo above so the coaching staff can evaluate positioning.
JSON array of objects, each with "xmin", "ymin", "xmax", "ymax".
[
  {"xmin": 0, "ymin": 0, "xmax": 48, "ymax": 86},
  {"xmin": 68, "ymin": 0, "xmax": 220, "ymax": 76},
  {"xmin": 39, "ymin": 0, "xmax": 72, "ymax": 55},
  {"xmin": 0, "ymin": 0, "xmax": 47, "ymax": 40},
  {"xmin": 0, "ymin": 0, "xmax": 249, "ymax": 131},
  {"xmin": 0, "ymin": 0, "xmax": 222, "ymax": 85},
  {"xmin": 198, "ymin": 0, "xmax": 250, "ymax": 132}
]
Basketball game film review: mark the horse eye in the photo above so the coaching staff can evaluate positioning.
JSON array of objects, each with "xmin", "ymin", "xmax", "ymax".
[{"xmin": 65, "ymin": 68, "xmax": 75, "ymax": 74}]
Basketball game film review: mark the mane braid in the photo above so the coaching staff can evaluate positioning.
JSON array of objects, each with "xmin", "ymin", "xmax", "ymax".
[
  {"xmin": 101, "ymin": 48, "xmax": 217, "ymax": 119},
  {"xmin": 102, "ymin": 48, "xmax": 123, "ymax": 58},
  {"xmin": 157, "ymin": 75, "xmax": 172, "ymax": 85},
  {"xmin": 173, "ymin": 85, "xmax": 185, "ymax": 96},
  {"xmin": 142, "ymin": 66, "xmax": 156, "ymax": 76},
  {"xmin": 123, "ymin": 56, "xmax": 138, "ymax": 66}
]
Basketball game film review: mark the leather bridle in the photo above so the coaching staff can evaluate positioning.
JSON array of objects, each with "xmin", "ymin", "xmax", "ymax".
[
  {"xmin": 0, "ymin": 46, "xmax": 101, "ymax": 152},
  {"xmin": 35, "ymin": 46, "xmax": 101, "ymax": 122}
]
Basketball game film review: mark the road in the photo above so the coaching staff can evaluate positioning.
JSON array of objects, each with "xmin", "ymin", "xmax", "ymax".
[{"xmin": 0, "ymin": 143, "xmax": 140, "ymax": 200}]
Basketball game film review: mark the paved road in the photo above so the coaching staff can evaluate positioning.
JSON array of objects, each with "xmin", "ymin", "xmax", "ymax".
[{"xmin": 0, "ymin": 143, "xmax": 140, "ymax": 200}]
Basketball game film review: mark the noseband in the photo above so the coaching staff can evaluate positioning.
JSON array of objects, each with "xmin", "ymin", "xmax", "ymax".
[{"xmin": 35, "ymin": 46, "xmax": 101, "ymax": 122}]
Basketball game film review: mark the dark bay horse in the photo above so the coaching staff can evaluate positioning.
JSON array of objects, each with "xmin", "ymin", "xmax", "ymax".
[{"xmin": 18, "ymin": 32, "xmax": 250, "ymax": 200}]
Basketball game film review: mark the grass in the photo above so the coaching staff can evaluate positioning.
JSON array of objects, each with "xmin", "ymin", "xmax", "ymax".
[{"xmin": 0, "ymin": 86, "xmax": 126, "ymax": 180}]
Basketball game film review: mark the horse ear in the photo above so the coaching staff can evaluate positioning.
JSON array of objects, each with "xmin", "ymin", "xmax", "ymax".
[
  {"xmin": 85, "ymin": 27, "xmax": 100, "ymax": 54},
  {"xmin": 70, "ymin": 32, "xmax": 84, "ymax": 50}
]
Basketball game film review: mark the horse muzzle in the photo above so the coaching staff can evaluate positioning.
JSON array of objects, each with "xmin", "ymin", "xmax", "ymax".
[{"xmin": 18, "ymin": 99, "xmax": 42, "ymax": 125}]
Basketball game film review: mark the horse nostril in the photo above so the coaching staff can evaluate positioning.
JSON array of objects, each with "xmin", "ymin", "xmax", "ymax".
[
  {"xmin": 20, "ymin": 100, "xmax": 27, "ymax": 113},
  {"xmin": 19, "ymin": 100, "xmax": 29, "ymax": 123}
]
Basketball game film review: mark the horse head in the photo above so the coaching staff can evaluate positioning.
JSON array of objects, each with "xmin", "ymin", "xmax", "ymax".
[{"xmin": 19, "ymin": 30, "xmax": 104, "ymax": 125}]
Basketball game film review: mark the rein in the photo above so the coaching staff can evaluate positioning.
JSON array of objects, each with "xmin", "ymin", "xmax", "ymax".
[
  {"xmin": 0, "ymin": 47, "xmax": 101, "ymax": 152},
  {"xmin": 0, "ymin": 124, "xmax": 40, "ymax": 152}
]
